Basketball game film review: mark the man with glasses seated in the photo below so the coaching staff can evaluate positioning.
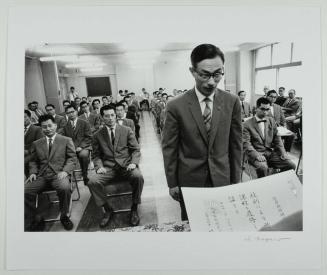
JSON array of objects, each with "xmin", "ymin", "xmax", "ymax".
[
  {"xmin": 243, "ymin": 97, "xmax": 296, "ymax": 178},
  {"xmin": 266, "ymin": 90, "xmax": 294, "ymax": 152},
  {"xmin": 162, "ymin": 44, "xmax": 242, "ymax": 221},
  {"xmin": 78, "ymin": 100, "xmax": 101, "ymax": 134},
  {"xmin": 63, "ymin": 105, "xmax": 92, "ymax": 185}
]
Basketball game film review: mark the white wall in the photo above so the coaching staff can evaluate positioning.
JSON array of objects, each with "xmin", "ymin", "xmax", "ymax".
[
  {"xmin": 236, "ymin": 50, "xmax": 254, "ymax": 105},
  {"xmin": 25, "ymin": 57, "xmax": 47, "ymax": 108}
]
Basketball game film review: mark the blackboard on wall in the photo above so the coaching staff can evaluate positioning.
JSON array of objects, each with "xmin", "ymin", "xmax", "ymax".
[{"xmin": 86, "ymin": 76, "xmax": 112, "ymax": 96}]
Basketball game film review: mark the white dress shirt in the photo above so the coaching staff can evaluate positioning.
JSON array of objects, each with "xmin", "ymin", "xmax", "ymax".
[
  {"xmin": 194, "ymin": 86, "xmax": 215, "ymax": 116},
  {"xmin": 46, "ymin": 133, "xmax": 57, "ymax": 147},
  {"xmin": 255, "ymin": 115, "xmax": 265, "ymax": 139}
]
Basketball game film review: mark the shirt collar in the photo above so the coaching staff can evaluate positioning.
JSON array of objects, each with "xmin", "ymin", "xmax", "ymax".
[
  {"xmin": 194, "ymin": 86, "xmax": 215, "ymax": 103},
  {"xmin": 46, "ymin": 133, "xmax": 57, "ymax": 142},
  {"xmin": 25, "ymin": 123, "xmax": 31, "ymax": 130},
  {"xmin": 106, "ymin": 123, "xmax": 117, "ymax": 131}
]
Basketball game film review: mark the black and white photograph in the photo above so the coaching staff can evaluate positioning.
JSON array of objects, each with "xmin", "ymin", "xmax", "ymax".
[
  {"xmin": 4, "ymin": 5, "xmax": 323, "ymax": 271},
  {"xmin": 23, "ymin": 42, "xmax": 303, "ymax": 233}
]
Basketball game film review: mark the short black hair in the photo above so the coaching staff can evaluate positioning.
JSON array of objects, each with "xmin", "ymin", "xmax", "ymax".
[
  {"xmin": 25, "ymin": 110, "xmax": 31, "ymax": 117},
  {"xmin": 92, "ymin": 99, "xmax": 100, "ymax": 105},
  {"xmin": 62, "ymin": 100, "xmax": 70, "ymax": 105},
  {"xmin": 238, "ymin": 90, "xmax": 245, "ymax": 96},
  {"xmin": 256, "ymin": 97, "xmax": 271, "ymax": 107},
  {"xmin": 289, "ymin": 89, "xmax": 296, "ymax": 94},
  {"xmin": 65, "ymin": 104, "xmax": 76, "ymax": 112},
  {"xmin": 100, "ymin": 104, "xmax": 116, "ymax": 116},
  {"xmin": 39, "ymin": 114, "xmax": 55, "ymax": 124},
  {"xmin": 74, "ymin": 97, "xmax": 81, "ymax": 101},
  {"xmin": 162, "ymin": 93, "xmax": 168, "ymax": 97},
  {"xmin": 115, "ymin": 102, "xmax": 125, "ymax": 109},
  {"xmin": 279, "ymin": 87, "xmax": 285, "ymax": 91},
  {"xmin": 267, "ymin": 90, "xmax": 277, "ymax": 97},
  {"xmin": 32, "ymin": 101, "xmax": 39, "ymax": 105},
  {"xmin": 102, "ymin": 96, "xmax": 108, "ymax": 100},
  {"xmin": 124, "ymin": 95, "xmax": 131, "ymax": 100},
  {"xmin": 190, "ymin": 44, "xmax": 225, "ymax": 68},
  {"xmin": 80, "ymin": 100, "xmax": 88, "ymax": 107},
  {"xmin": 45, "ymin": 104, "xmax": 55, "ymax": 110},
  {"xmin": 70, "ymin": 86, "xmax": 74, "ymax": 90},
  {"xmin": 27, "ymin": 102, "xmax": 33, "ymax": 107}
]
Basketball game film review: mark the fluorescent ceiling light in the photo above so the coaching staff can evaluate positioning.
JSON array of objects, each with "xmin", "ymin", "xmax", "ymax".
[
  {"xmin": 80, "ymin": 67, "xmax": 103, "ymax": 72},
  {"xmin": 40, "ymin": 55, "xmax": 78, "ymax": 62},
  {"xmin": 65, "ymin": 62, "xmax": 106, "ymax": 68}
]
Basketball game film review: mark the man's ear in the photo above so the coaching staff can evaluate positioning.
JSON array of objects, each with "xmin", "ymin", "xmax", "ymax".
[{"xmin": 189, "ymin": 67, "xmax": 194, "ymax": 74}]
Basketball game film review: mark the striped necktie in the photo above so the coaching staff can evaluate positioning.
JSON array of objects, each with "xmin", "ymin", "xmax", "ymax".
[{"xmin": 203, "ymin": 97, "xmax": 212, "ymax": 134}]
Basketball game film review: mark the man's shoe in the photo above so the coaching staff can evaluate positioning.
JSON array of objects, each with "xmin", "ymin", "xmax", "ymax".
[
  {"xmin": 100, "ymin": 211, "xmax": 112, "ymax": 228},
  {"xmin": 60, "ymin": 215, "xmax": 74, "ymax": 231},
  {"xmin": 83, "ymin": 177, "xmax": 89, "ymax": 186},
  {"xmin": 130, "ymin": 210, "xmax": 140, "ymax": 226}
]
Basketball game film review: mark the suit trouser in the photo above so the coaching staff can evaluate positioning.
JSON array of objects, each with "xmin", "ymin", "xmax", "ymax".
[
  {"xmin": 24, "ymin": 172, "xmax": 71, "ymax": 229},
  {"xmin": 87, "ymin": 167, "xmax": 144, "ymax": 208},
  {"xmin": 250, "ymin": 151, "xmax": 296, "ymax": 178},
  {"xmin": 77, "ymin": 149, "xmax": 90, "ymax": 179}
]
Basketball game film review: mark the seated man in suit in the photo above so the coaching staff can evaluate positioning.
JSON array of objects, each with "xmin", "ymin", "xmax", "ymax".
[
  {"xmin": 238, "ymin": 90, "xmax": 252, "ymax": 121},
  {"xmin": 78, "ymin": 100, "xmax": 101, "ymax": 134},
  {"xmin": 24, "ymin": 110, "xmax": 44, "ymax": 176},
  {"xmin": 92, "ymin": 99, "xmax": 101, "ymax": 115},
  {"xmin": 88, "ymin": 105, "xmax": 144, "ymax": 228},
  {"xmin": 275, "ymin": 86, "xmax": 287, "ymax": 106},
  {"xmin": 45, "ymin": 104, "xmax": 67, "ymax": 133},
  {"xmin": 115, "ymin": 102, "xmax": 135, "ymax": 132},
  {"xmin": 266, "ymin": 90, "xmax": 286, "ymax": 126},
  {"xmin": 25, "ymin": 115, "xmax": 77, "ymax": 231},
  {"xmin": 282, "ymin": 89, "xmax": 301, "ymax": 118},
  {"xmin": 243, "ymin": 97, "xmax": 296, "ymax": 178},
  {"xmin": 59, "ymin": 100, "xmax": 70, "ymax": 118},
  {"xmin": 266, "ymin": 90, "xmax": 294, "ymax": 152},
  {"xmin": 63, "ymin": 105, "xmax": 92, "ymax": 184}
]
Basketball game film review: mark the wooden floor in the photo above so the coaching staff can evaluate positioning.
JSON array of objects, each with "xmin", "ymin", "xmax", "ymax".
[{"xmin": 42, "ymin": 111, "xmax": 302, "ymax": 231}]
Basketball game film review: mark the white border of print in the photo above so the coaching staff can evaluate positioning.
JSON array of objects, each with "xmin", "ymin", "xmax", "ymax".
[{"xmin": 4, "ymin": 5, "xmax": 322, "ymax": 272}]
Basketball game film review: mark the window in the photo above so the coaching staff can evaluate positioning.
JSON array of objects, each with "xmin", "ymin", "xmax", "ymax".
[
  {"xmin": 255, "ymin": 46, "xmax": 271, "ymax": 67},
  {"xmin": 272, "ymin": 43, "xmax": 292, "ymax": 65},
  {"xmin": 278, "ymin": 66, "xmax": 303, "ymax": 96},
  {"xmin": 255, "ymin": 69, "xmax": 276, "ymax": 95},
  {"xmin": 85, "ymin": 77, "xmax": 112, "ymax": 97},
  {"xmin": 254, "ymin": 42, "xmax": 302, "ymax": 95}
]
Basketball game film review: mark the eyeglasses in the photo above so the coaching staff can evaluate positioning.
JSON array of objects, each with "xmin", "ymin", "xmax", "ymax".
[
  {"xmin": 194, "ymin": 69, "xmax": 224, "ymax": 81},
  {"xmin": 66, "ymin": 110, "xmax": 75, "ymax": 114},
  {"xmin": 259, "ymin": 107, "xmax": 270, "ymax": 111}
]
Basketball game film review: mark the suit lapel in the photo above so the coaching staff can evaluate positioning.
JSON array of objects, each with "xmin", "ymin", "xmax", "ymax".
[
  {"xmin": 187, "ymin": 89, "xmax": 208, "ymax": 144},
  {"xmin": 40, "ymin": 138, "xmax": 49, "ymax": 158},
  {"xmin": 209, "ymin": 89, "xmax": 223, "ymax": 149},
  {"xmin": 74, "ymin": 119, "xmax": 81, "ymax": 137}
]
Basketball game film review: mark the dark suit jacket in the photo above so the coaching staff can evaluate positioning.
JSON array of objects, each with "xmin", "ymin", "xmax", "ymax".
[
  {"xmin": 78, "ymin": 112, "xmax": 101, "ymax": 133},
  {"xmin": 24, "ymin": 124, "xmax": 44, "ymax": 153},
  {"xmin": 162, "ymin": 88, "xmax": 242, "ymax": 188},
  {"xmin": 282, "ymin": 98, "xmax": 301, "ymax": 117},
  {"xmin": 92, "ymin": 125, "xmax": 140, "ymax": 170},
  {"xmin": 240, "ymin": 101, "xmax": 252, "ymax": 120},
  {"xmin": 243, "ymin": 117, "xmax": 286, "ymax": 162},
  {"xmin": 29, "ymin": 134, "xmax": 77, "ymax": 176},
  {"xmin": 268, "ymin": 103, "xmax": 285, "ymax": 126},
  {"xmin": 54, "ymin": 114, "xmax": 67, "ymax": 133},
  {"xmin": 275, "ymin": 96, "xmax": 287, "ymax": 106},
  {"xmin": 62, "ymin": 118, "xmax": 92, "ymax": 150},
  {"xmin": 117, "ymin": 118, "xmax": 135, "ymax": 132}
]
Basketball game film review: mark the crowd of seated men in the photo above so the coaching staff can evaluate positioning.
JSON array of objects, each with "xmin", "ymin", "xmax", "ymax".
[
  {"xmin": 238, "ymin": 86, "xmax": 302, "ymax": 179},
  {"xmin": 24, "ymin": 90, "xmax": 146, "ymax": 232}
]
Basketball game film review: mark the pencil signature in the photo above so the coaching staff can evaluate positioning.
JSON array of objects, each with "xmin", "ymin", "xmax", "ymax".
[{"xmin": 244, "ymin": 236, "xmax": 291, "ymax": 242}]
